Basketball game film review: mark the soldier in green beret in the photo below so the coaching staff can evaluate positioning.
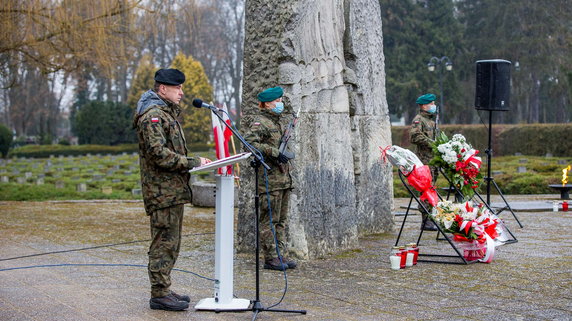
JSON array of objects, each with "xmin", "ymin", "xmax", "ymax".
[
  {"xmin": 134, "ymin": 68, "xmax": 211, "ymax": 311},
  {"xmin": 410, "ymin": 93, "xmax": 439, "ymax": 231},
  {"xmin": 243, "ymin": 86, "xmax": 297, "ymax": 271}
]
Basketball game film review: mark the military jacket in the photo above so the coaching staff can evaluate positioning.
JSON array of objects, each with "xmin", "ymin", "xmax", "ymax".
[
  {"xmin": 409, "ymin": 110, "xmax": 436, "ymax": 164},
  {"xmin": 243, "ymin": 109, "xmax": 293, "ymax": 194},
  {"xmin": 134, "ymin": 90, "xmax": 201, "ymax": 214}
]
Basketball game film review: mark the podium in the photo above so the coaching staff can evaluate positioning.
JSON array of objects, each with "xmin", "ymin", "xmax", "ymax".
[{"xmin": 190, "ymin": 152, "xmax": 252, "ymax": 311}]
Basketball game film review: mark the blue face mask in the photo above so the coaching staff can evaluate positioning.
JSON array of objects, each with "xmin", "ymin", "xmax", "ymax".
[
  {"xmin": 427, "ymin": 104, "xmax": 437, "ymax": 114},
  {"xmin": 271, "ymin": 102, "xmax": 284, "ymax": 114}
]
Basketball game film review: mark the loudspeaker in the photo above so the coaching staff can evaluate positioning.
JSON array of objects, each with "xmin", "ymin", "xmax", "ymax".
[{"xmin": 475, "ymin": 59, "xmax": 511, "ymax": 111}]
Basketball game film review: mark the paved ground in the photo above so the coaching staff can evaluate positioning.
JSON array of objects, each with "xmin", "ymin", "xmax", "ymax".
[{"xmin": 0, "ymin": 195, "xmax": 570, "ymax": 320}]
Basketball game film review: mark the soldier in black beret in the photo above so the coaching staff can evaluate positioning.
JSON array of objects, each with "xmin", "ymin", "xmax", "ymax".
[
  {"xmin": 154, "ymin": 68, "xmax": 186, "ymax": 86},
  {"xmin": 134, "ymin": 68, "xmax": 211, "ymax": 311}
]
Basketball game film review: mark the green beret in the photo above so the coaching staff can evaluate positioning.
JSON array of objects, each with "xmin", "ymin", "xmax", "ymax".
[
  {"xmin": 257, "ymin": 86, "xmax": 284, "ymax": 102},
  {"xmin": 416, "ymin": 93, "xmax": 436, "ymax": 105}
]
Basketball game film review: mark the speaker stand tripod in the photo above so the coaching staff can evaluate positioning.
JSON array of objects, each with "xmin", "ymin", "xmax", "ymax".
[{"xmin": 483, "ymin": 110, "xmax": 523, "ymax": 228}]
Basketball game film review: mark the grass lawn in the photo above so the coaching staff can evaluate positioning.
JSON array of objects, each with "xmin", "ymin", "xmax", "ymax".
[{"xmin": 0, "ymin": 153, "xmax": 569, "ymax": 201}]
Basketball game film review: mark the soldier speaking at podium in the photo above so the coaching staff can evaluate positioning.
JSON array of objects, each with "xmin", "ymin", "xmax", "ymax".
[
  {"xmin": 134, "ymin": 68, "xmax": 210, "ymax": 311},
  {"xmin": 244, "ymin": 86, "xmax": 297, "ymax": 271}
]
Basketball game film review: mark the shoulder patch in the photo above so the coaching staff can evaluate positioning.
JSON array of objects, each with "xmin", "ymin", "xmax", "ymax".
[
  {"xmin": 151, "ymin": 117, "xmax": 160, "ymax": 123},
  {"xmin": 252, "ymin": 122, "xmax": 261, "ymax": 126},
  {"xmin": 414, "ymin": 120, "xmax": 420, "ymax": 124}
]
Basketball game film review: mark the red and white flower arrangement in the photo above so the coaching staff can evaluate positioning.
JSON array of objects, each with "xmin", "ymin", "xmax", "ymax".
[
  {"xmin": 431, "ymin": 133, "xmax": 482, "ymax": 199},
  {"xmin": 431, "ymin": 200, "xmax": 506, "ymax": 262}
]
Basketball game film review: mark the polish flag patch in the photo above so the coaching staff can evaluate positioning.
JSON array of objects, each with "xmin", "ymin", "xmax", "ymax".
[{"xmin": 151, "ymin": 117, "xmax": 159, "ymax": 123}]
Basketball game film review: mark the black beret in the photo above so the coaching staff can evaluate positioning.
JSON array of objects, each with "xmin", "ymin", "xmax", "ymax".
[{"xmin": 154, "ymin": 68, "xmax": 186, "ymax": 86}]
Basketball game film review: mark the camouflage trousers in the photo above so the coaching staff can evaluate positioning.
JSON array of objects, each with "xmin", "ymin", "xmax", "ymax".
[
  {"xmin": 148, "ymin": 204, "xmax": 184, "ymax": 298},
  {"xmin": 259, "ymin": 189, "xmax": 291, "ymax": 261}
]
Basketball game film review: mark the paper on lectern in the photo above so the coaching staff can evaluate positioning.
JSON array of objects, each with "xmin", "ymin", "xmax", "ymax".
[{"xmin": 189, "ymin": 152, "xmax": 251, "ymax": 173}]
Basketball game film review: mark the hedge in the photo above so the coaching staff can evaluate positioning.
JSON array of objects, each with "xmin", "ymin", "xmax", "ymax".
[
  {"xmin": 9, "ymin": 143, "xmax": 214, "ymax": 158},
  {"xmin": 392, "ymin": 123, "xmax": 571, "ymax": 156},
  {"xmin": 8, "ymin": 123, "xmax": 570, "ymax": 158}
]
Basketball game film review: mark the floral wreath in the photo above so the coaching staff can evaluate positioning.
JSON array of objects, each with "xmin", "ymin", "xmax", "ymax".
[{"xmin": 430, "ymin": 132, "xmax": 483, "ymax": 199}]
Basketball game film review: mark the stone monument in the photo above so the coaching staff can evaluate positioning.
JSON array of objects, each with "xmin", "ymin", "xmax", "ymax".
[{"xmin": 238, "ymin": 0, "xmax": 393, "ymax": 259}]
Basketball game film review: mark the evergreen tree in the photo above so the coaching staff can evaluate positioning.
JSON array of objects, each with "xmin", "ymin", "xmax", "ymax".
[
  {"xmin": 380, "ymin": 0, "xmax": 465, "ymax": 124},
  {"xmin": 457, "ymin": 0, "xmax": 572, "ymax": 124},
  {"xmin": 127, "ymin": 54, "xmax": 156, "ymax": 108},
  {"xmin": 74, "ymin": 101, "xmax": 136, "ymax": 145},
  {"xmin": 0, "ymin": 124, "xmax": 13, "ymax": 158},
  {"xmin": 170, "ymin": 52, "xmax": 214, "ymax": 144}
]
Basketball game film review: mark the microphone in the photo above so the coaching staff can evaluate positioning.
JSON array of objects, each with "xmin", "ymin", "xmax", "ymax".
[{"xmin": 192, "ymin": 98, "xmax": 218, "ymax": 111}]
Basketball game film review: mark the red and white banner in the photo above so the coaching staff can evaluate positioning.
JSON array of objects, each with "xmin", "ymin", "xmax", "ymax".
[{"xmin": 212, "ymin": 103, "xmax": 232, "ymax": 175}]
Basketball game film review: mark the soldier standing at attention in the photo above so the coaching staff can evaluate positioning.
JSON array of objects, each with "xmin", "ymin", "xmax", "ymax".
[
  {"xmin": 410, "ymin": 93, "xmax": 438, "ymax": 231},
  {"xmin": 134, "ymin": 68, "xmax": 211, "ymax": 311},
  {"xmin": 244, "ymin": 86, "xmax": 297, "ymax": 271}
]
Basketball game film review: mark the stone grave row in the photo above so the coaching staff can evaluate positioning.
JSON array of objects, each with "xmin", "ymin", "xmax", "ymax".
[
  {"xmin": 0, "ymin": 172, "xmax": 140, "ymax": 186},
  {"xmin": 1, "ymin": 178, "xmax": 143, "ymax": 196}
]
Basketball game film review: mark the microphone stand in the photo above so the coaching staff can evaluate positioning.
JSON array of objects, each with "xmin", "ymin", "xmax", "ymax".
[{"xmin": 207, "ymin": 107, "xmax": 306, "ymax": 318}]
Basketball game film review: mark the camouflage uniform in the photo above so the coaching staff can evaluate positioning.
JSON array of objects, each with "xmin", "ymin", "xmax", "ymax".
[
  {"xmin": 134, "ymin": 90, "xmax": 201, "ymax": 298},
  {"xmin": 410, "ymin": 110, "xmax": 435, "ymax": 164},
  {"xmin": 243, "ymin": 108, "xmax": 293, "ymax": 261},
  {"xmin": 410, "ymin": 109, "xmax": 439, "ymax": 228}
]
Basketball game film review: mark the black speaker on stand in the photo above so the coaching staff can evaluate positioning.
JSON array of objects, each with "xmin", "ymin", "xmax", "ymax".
[{"xmin": 475, "ymin": 59, "xmax": 523, "ymax": 228}]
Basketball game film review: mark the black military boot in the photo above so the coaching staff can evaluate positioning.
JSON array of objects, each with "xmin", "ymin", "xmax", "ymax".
[
  {"xmin": 150, "ymin": 293, "xmax": 189, "ymax": 311},
  {"xmin": 264, "ymin": 257, "xmax": 288, "ymax": 271},
  {"xmin": 170, "ymin": 291, "xmax": 190, "ymax": 303},
  {"xmin": 280, "ymin": 256, "xmax": 297, "ymax": 269}
]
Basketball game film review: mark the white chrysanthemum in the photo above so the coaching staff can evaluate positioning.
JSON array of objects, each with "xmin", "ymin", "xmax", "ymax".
[
  {"xmin": 452, "ymin": 134, "xmax": 466, "ymax": 142},
  {"xmin": 437, "ymin": 144, "xmax": 449, "ymax": 153}
]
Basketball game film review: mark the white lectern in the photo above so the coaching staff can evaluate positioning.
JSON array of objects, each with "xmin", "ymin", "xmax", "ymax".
[{"xmin": 190, "ymin": 152, "xmax": 251, "ymax": 311}]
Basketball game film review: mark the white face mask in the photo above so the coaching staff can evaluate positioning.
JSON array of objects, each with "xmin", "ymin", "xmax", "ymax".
[
  {"xmin": 271, "ymin": 102, "xmax": 284, "ymax": 114},
  {"xmin": 427, "ymin": 104, "xmax": 437, "ymax": 114}
]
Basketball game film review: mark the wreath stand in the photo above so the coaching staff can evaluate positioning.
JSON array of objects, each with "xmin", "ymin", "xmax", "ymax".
[
  {"xmin": 438, "ymin": 167, "xmax": 519, "ymax": 244},
  {"xmin": 395, "ymin": 170, "xmax": 481, "ymax": 265}
]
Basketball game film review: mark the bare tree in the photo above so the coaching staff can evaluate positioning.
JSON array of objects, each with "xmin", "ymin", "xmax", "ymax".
[
  {"xmin": 186, "ymin": 0, "xmax": 245, "ymax": 115},
  {"xmin": 0, "ymin": 0, "xmax": 143, "ymax": 77}
]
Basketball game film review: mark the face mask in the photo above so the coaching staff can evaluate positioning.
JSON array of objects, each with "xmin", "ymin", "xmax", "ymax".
[
  {"xmin": 427, "ymin": 104, "xmax": 437, "ymax": 114},
  {"xmin": 271, "ymin": 102, "xmax": 284, "ymax": 114}
]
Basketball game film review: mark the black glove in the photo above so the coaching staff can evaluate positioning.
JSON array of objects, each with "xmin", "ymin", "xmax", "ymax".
[
  {"xmin": 186, "ymin": 157, "xmax": 198, "ymax": 169},
  {"xmin": 277, "ymin": 152, "xmax": 289, "ymax": 164}
]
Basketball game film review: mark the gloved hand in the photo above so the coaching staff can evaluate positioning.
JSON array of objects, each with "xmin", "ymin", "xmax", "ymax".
[{"xmin": 277, "ymin": 152, "xmax": 289, "ymax": 164}]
